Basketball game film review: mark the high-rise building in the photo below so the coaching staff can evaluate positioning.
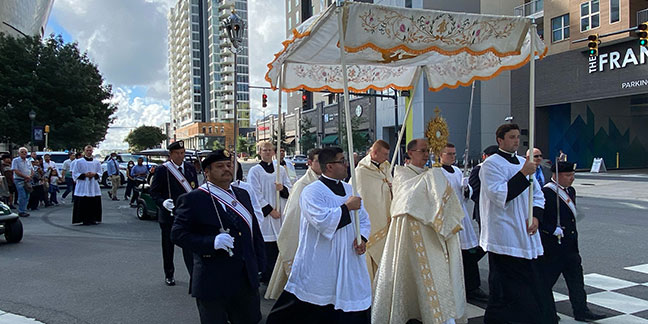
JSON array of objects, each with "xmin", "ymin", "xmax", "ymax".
[
  {"xmin": 0, "ymin": 0, "xmax": 54, "ymax": 37},
  {"xmin": 168, "ymin": 0, "xmax": 249, "ymax": 147}
]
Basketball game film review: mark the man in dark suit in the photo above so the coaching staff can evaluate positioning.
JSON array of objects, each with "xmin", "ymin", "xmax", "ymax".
[
  {"xmin": 172, "ymin": 150, "xmax": 265, "ymax": 324},
  {"xmin": 150, "ymin": 140, "xmax": 198, "ymax": 286},
  {"xmin": 528, "ymin": 147, "xmax": 552, "ymax": 187},
  {"xmin": 539, "ymin": 161, "xmax": 605, "ymax": 322},
  {"xmin": 468, "ymin": 145, "xmax": 498, "ymax": 228}
]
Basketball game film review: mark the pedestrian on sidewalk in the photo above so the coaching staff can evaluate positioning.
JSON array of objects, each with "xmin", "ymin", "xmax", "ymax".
[
  {"xmin": 11, "ymin": 147, "xmax": 33, "ymax": 217},
  {"xmin": 124, "ymin": 161, "xmax": 135, "ymax": 200},
  {"xmin": 28, "ymin": 159, "xmax": 46, "ymax": 211},
  {"xmin": 48, "ymin": 168, "xmax": 62, "ymax": 205},
  {"xmin": 61, "ymin": 152, "xmax": 76, "ymax": 204},
  {"xmin": 106, "ymin": 152, "xmax": 121, "ymax": 201}
]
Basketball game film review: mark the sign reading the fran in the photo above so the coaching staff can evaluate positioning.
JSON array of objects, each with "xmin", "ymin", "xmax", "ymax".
[{"xmin": 588, "ymin": 46, "xmax": 648, "ymax": 74}]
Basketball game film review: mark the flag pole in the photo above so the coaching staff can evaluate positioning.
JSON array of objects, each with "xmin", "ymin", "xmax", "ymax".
[
  {"xmin": 388, "ymin": 68, "xmax": 422, "ymax": 175},
  {"xmin": 528, "ymin": 22, "xmax": 537, "ymax": 227}
]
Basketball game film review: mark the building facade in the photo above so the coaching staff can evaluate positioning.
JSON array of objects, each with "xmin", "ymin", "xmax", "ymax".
[
  {"xmin": 0, "ymin": 0, "xmax": 54, "ymax": 37},
  {"xmin": 512, "ymin": 0, "xmax": 648, "ymax": 169},
  {"xmin": 168, "ymin": 0, "xmax": 249, "ymax": 148}
]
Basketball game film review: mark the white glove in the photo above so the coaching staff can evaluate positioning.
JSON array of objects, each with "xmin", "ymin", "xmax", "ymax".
[
  {"xmin": 162, "ymin": 199, "xmax": 175, "ymax": 212},
  {"xmin": 213, "ymin": 233, "xmax": 235, "ymax": 251},
  {"xmin": 553, "ymin": 227, "xmax": 564, "ymax": 237}
]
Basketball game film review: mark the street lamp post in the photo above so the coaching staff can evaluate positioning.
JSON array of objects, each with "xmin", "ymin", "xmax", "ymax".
[
  {"xmin": 222, "ymin": 7, "xmax": 246, "ymax": 177},
  {"xmin": 29, "ymin": 109, "xmax": 36, "ymax": 152}
]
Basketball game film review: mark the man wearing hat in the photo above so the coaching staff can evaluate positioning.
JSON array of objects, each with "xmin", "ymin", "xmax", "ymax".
[
  {"xmin": 171, "ymin": 150, "xmax": 265, "ymax": 324},
  {"xmin": 468, "ymin": 144, "xmax": 499, "ymax": 229},
  {"xmin": 540, "ymin": 161, "xmax": 605, "ymax": 322},
  {"xmin": 150, "ymin": 140, "xmax": 198, "ymax": 286}
]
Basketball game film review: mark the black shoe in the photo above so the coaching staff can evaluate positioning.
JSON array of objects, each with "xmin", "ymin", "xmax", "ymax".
[
  {"xmin": 108, "ymin": 192, "xmax": 112, "ymax": 199},
  {"xmin": 112, "ymin": 197, "xmax": 119, "ymax": 201},
  {"xmin": 466, "ymin": 288, "xmax": 489, "ymax": 302},
  {"xmin": 574, "ymin": 310, "xmax": 605, "ymax": 321},
  {"xmin": 18, "ymin": 212, "xmax": 30, "ymax": 217},
  {"xmin": 165, "ymin": 277, "xmax": 176, "ymax": 286}
]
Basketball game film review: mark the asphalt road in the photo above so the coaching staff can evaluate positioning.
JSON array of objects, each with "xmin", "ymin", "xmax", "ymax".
[{"xmin": 0, "ymin": 165, "xmax": 646, "ymax": 323}]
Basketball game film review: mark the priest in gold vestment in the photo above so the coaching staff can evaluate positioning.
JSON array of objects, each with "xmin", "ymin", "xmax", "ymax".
[
  {"xmin": 355, "ymin": 140, "xmax": 393, "ymax": 282},
  {"xmin": 373, "ymin": 139, "xmax": 467, "ymax": 324},
  {"xmin": 265, "ymin": 148, "xmax": 322, "ymax": 300}
]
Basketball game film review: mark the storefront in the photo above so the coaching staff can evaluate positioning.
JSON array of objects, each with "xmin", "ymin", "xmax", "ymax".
[{"xmin": 512, "ymin": 40, "xmax": 648, "ymax": 169}]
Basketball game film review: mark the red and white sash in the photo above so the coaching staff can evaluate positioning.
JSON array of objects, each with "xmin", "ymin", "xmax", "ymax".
[
  {"xmin": 544, "ymin": 182, "xmax": 577, "ymax": 217},
  {"xmin": 198, "ymin": 183, "xmax": 252, "ymax": 232},
  {"xmin": 164, "ymin": 161, "xmax": 192, "ymax": 193}
]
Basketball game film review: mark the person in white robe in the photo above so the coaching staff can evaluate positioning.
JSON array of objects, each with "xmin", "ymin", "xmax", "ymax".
[
  {"xmin": 267, "ymin": 147, "xmax": 371, "ymax": 324},
  {"xmin": 247, "ymin": 141, "xmax": 292, "ymax": 284},
  {"xmin": 71, "ymin": 145, "xmax": 102, "ymax": 225},
  {"xmin": 278, "ymin": 148, "xmax": 297, "ymax": 184},
  {"xmin": 480, "ymin": 123, "xmax": 557, "ymax": 324},
  {"xmin": 265, "ymin": 148, "xmax": 322, "ymax": 300},
  {"xmin": 440, "ymin": 143, "xmax": 489, "ymax": 302},
  {"xmin": 373, "ymin": 138, "xmax": 466, "ymax": 324},
  {"xmin": 230, "ymin": 158, "xmax": 263, "ymax": 226},
  {"xmin": 355, "ymin": 139, "xmax": 392, "ymax": 282}
]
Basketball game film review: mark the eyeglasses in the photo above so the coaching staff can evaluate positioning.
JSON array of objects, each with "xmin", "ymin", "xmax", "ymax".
[{"xmin": 534, "ymin": 155, "xmax": 542, "ymax": 158}]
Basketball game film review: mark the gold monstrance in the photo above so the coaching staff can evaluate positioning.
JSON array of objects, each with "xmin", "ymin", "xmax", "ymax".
[{"xmin": 425, "ymin": 107, "xmax": 449, "ymax": 167}]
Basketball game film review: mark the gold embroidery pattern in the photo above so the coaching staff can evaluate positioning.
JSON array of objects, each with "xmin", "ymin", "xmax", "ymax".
[
  {"xmin": 431, "ymin": 182, "xmax": 453, "ymax": 233},
  {"xmin": 409, "ymin": 219, "xmax": 442, "ymax": 317},
  {"xmin": 293, "ymin": 64, "xmax": 408, "ymax": 85},
  {"xmin": 366, "ymin": 225, "xmax": 389, "ymax": 249}
]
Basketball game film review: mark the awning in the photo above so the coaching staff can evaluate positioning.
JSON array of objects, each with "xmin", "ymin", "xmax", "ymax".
[
  {"xmin": 284, "ymin": 137, "xmax": 295, "ymax": 145},
  {"xmin": 321, "ymin": 135, "xmax": 338, "ymax": 145}
]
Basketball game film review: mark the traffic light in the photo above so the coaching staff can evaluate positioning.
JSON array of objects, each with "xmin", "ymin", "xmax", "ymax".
[
  {"xmin": 587, "ymin": 34, "xmax": 600, "ymax": 57},
  {"xmin": 638, "ymin": 22, "xmax": 648, "ymax": 47},
  {"xmin": 44, "ymin": 125, "xmax": 50, "ymax": 133},
  {"xmin": 262, "ymin": 93, "xmax": 268, "ymax": 108},
  {"xmin": 301, "ymin": 91, "xmax": 310, "ymax": 109}
]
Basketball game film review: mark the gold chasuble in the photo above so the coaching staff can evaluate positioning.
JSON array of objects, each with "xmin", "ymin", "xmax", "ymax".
[
  {"xmin": 355, "ymin": 155, "xmax": 392, "ymax": 282},
  {"xmin": 265, "ymin": 168, "xmax": 320, "ymax": 300},
  {"xmin": 372, "ymin": 168, "xmax": 467, "ymax": 324}
]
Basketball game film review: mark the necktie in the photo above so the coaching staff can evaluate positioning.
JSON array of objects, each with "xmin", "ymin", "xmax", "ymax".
[
  {"xmin": 535, "ymin": 168, "xmax": 544, "ymax": 187},
  {"xmin": 178, "ymin": 166, "xmax": 183, "ymax": 176}
]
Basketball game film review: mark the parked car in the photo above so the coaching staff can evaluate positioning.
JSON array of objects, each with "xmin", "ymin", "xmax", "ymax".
[
  {"xmin": 291, "ymin": 154, "xmax": 308, "ymax": 169},
  {"xmin": 34, "ymin": 151, "xmax": 69, "ymax": 172},
  {"xmin": 0, "ymin": 201, "xmax": 22, "ymax": 243},
  {"xmin": 100, "ymin": 154, "xmax": 157, "ymax": 188}
]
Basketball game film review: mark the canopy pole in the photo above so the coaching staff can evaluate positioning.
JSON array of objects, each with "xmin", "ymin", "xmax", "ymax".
[
  {"xmin": 463, "ymin": 81, "xmax": 476, "ymax": 177},
  {"xmin": 528, "ymin": 23, "xmax": 536, "ymax": 227},
  {"xmin": 388, "ymin": 68, "xmax": 422, "ymax": 175},
  {"xmin": 276, "ymin": 66, "xmax": 285, "ymax": 212},
  {"xmin": 336, "ymin": 4, "xmax": 361, "ymax": 245}
]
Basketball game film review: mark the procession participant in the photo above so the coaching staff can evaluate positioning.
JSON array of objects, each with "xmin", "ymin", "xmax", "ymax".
[
  {"xmin": 265, "ymin": 148, "xmax": 322, "ymax": 300},
  {"xmin": 355, "ymin": 139, "xmax": 392, "ymax": 282},
  {"xmin": 71, "ymin": 145, "xmax": 102, "ymax": 225},
  {"xmin": 278, "ymin": 148, "xmax": 297, "ymax": 184},
  {"xmin": 61, "ymin": 152, "xmax": 76, "ymax": 204},
  {"xmin": 373, "ymin": 144, "xmax": 466, "ymax": 324},
  {"xmin": 171, "ymin": 150, "xmax": 265, "ymax": 324},
  {"xmin": 266, "ymin": 147, "xmax": 371, "ymax": 324},
  {"xmin": 230, "ymin": 159, "xmax": 263, "ymax": 224},
  {"xmin": 150, "ymin": 140, "xmax": 198, "ymax": 286},
  {"xmin": 540, "ymin": 161, "xmax": 605, "ymax": 322},
  {"xmin": 479, "ymin": 123, "xmax": 556, "ymax": 324},
  {"xmin": 392, "ymin": 139, "xmax": 428, "ymax": 193},
  {"xmin": 440, "ymin": 143, "xmax": 488, "ymax": 302},
  {"xmin": 247, "ymin": 141, "xmax": 292, "ymax": 284},
  {"xmin": 468, "ymin": 145, "xmax": 498, "ymax": 228}
]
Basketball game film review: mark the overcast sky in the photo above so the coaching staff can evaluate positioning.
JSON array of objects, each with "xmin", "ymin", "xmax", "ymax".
[{"xmin": 45, "ymin": 0, "xmax": 286, "ymax": 153}]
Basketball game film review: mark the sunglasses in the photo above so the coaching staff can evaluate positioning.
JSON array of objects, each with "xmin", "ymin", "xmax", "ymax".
[{"xmin": 534, "ymin": 155, "xmax": 542, "ymax": 158}]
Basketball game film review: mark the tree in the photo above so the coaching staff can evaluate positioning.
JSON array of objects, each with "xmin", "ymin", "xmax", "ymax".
[
  {"xmin": 212, "ymin": 139, "xmax": 224, "ymax": 150},
  {"xmin": 237, "ymin": 136, "xmax": 253, "ymax": 157},
  {"xmin": 125, "ymin": 126, "xmax": 167, "ymax": 152},
  {"xmin": 340, "ymin": 113, "xmax": 370, "ymax": 153},
  {"xmin": 300, "ymin": 117, "xmax": 317, "ymax": 153},
  {"xmin": 0, "ymin": 33, "xmax": 116, "ymax": 150}
]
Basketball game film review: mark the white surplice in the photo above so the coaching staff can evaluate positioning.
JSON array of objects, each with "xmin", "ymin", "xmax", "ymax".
[
  {"xmin": 72, "ymin": 158, "xmax": 102, "ymax": 197},
  {"xmin": 479, "ymin": 154, "xmax": 545, "ymax": 259},
  {"xmin": 284, "ymin": 179, "xmax": 372, "ymax": 312},
  {"xmin": 265, "ymin": 167, "xmax": 320, "ymax": 300},
  {"xmin": 231, "ymin": 180, "xmax": 264, "ymax": 224},
  {"xmin": 247, "ymin": 162, "xmax": 292, "ymax": 242},
  {"xmin": 442, "ymin": 165, "xmax": 479, "ymax": 250}
]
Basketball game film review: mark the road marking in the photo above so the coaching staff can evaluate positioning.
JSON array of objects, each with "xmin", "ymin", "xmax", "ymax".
[
  {"xmin": 618, "ymin": 202, "xmax": 648, "ymax": 210},
  {"xmin": 597, "ymin": 314, "xmax": 648, "ymax": 323},
  {"xmin": 0, "ymin": 311, "xmax": 45, "ymax": 324},
  {"xmin": 583, "ymin": 273, "xmax": 637, "ymax": 290},
  {"xmin": 587, "ymin": 291, "xmax": 648, "ymax": 314},
  {"xmin": 625, "ymin": 264, "xmax": 648, "ymax": 275}
]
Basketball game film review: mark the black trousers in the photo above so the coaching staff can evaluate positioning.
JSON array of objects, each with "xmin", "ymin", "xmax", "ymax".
[
  {"xmin": 462, "ymin": 246, "xmax": 486, "ymax": 292},
  {"xmin": 267, "ymin": 291, "xmax": 370, "ymax": 324},
  {"xmin": 261, "ymin": 241, "xmax": 279, "ymax": 283},
  {"xmin": 160, "ymin": 222, "xmax": 193, "ymax": 279},
  {"xmin": 484, "ymin": 252, "xmax": 557, "ymax": 324},
  {"xmin": 196, "ymin": 288, "xmax": 261, "ymax": 324},
  {"xmin": 543, "ymin": 252, "xmax": 589, "ymax": 316}
]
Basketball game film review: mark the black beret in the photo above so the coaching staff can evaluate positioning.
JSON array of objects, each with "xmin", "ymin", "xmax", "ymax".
[
  {"xmin": 201, "ymin": 149, "xmax": 232, "ymax": 170},
  {"xmin": 167, "ymin": 140, "xmax": 184, "ymax": 151},
  {"xmin": 483, "ymin": 145, "xmax": 499, "ymax": 156},
  {"xmin": 552, "ymin": 161, "xmax": 576, "ymax": 173}
]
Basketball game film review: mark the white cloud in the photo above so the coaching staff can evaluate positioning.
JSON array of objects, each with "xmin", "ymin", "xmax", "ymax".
[{"xmin": 47, "ymin": 0, "xmax": 288, "ymax": 151}]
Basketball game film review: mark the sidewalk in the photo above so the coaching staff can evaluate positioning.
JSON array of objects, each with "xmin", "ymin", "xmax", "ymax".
[
  {"xmin": 0, "ymin": 310, "xmax": 44, "ymax": 324},
  {"xmin": 573, "ymin": 169, "xmax": 648, "ymax": 201}
]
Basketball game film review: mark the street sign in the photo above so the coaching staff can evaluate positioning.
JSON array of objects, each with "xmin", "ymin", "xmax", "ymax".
[
  {"xmin": 33, "ymin": 126, "xmax": 44, "ymax": 142},
  {"xmin": 590, "ymin": 157, "xmax": 607, "ymax": 173}
]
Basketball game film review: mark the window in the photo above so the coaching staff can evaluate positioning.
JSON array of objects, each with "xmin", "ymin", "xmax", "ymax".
[
  {"xmin": 194, "ymin": 95, "xmax": 201, "ymax": 102},
  {"xmin": 551, "ymin": 14, "xmax": 570, "ymax": 42},
  {"xmin": 288, "ymin": 16, "xmax": 292, "ymax": 29},
  {"xmin": 609, "ymin": 0, "xmax": 619, "ymax": 23},
  {"xmin": 580, "ymin": 0, "xmax": 600, "ymax": 32},
  {"xmin": 288, "ymin": 0, "xmax": 291, "ymax": 12},
  {"xmin": 405, "ymin": 0, "xmax": 412, "ymax": 8}
]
